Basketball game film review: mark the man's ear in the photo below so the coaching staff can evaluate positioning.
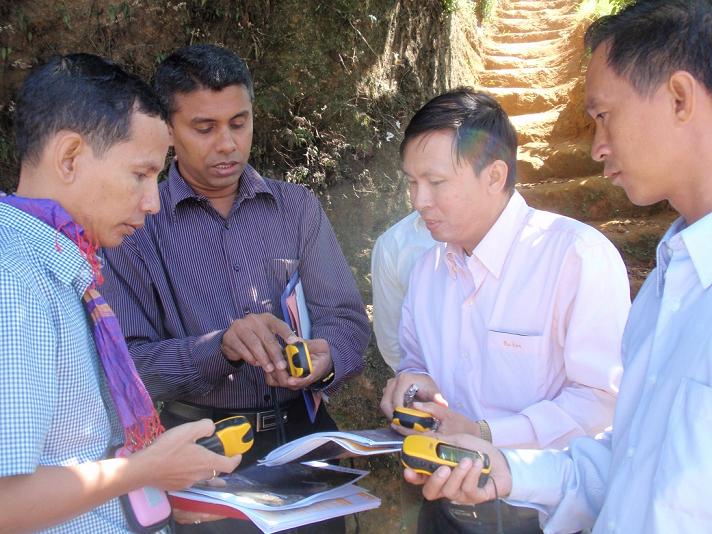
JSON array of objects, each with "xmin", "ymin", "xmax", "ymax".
[
  {"xmin": 167, "ymin": 122, "xmax": 175, "ymax": 146},
  {"xmin": 668, "ymin": 71, "xmax": 696, "ymax": 122},
  {"xmin": 485, "ymin": 159, "xmax": 509, "ymax": 193},
  {"xmin": 53, "ymin": 131, "xmax": 84, "ymax": 183}
]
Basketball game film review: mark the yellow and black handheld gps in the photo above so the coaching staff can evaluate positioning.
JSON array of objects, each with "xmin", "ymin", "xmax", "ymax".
[
  {"xmin": 284, "ymin": 341, "xmax": 313, "ymax": 378},
  {"xmin": 197, "ymin": 415, "xmax": 254, "ymax": 456},
  {"xmin": 392, "ymin": 407, "xmax": 436, "ymax": 432},
  {"xmin": 401, "ymin": 434, "xmax": 491, "ymax": 488}
]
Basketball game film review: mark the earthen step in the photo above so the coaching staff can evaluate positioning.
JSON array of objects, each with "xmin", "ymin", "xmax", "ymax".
[
  {"xmin": 488, "ymin": 27, "xmax": 575, "ymax": 44},
  {"xmin": 505, "ymin": 0, "xmax": 575, "ymax": 10},
  {"xmin": 483, "ymin": 85, "xmax": 571, "ymax": 115},
  {"xmin": 518, "ymin": 176, "xmax": 670, "ymax": 221},
  {"xmin": 595, "ymin": 212, "xmax": 675, "ymax": 256},
  {"xmin": 483, "ymin": 38, "xmax": 564, "ymax": 59},
  {"xmin": 479, "ymin": 67, "xmax": 563, "ymax": 89},
  {"xmin": 498, "ymin": 6, "xmax": 577, "ymax": 18},
  {"xmin": 593, "ymin": 211, "xmax": 677, "ymax": 295},
  {"xmin": 484, "ymin": 54, "xmax": 562, "ymax": 70},
  {"xmin": 517, "ymin": 140, "xmax": 601, "ymax": 182},
  {"xmin": 493, "ymin": 15, "xmax": 577, "ymax": 33},
  {"xmin": 511, "ymin": 108, "xmax": 578, "ymax": 144}
]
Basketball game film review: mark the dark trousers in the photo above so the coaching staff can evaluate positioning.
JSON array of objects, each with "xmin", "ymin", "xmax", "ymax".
[
  {"xmin": 165, "ymin": 400, "xmax": 345, "ymax": 533},
  {"xmin": 417, "ymin": 498, "xmax": 542, "ymax": 534}
]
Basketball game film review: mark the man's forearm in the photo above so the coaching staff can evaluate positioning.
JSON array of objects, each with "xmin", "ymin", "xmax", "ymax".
[
  {"xmin": 503, "ymin": 433, "xmax": 612, "ymax": 533},
  {"xmin": 0, "ymin": 460, "xmax": 141, "ymax": 532}
]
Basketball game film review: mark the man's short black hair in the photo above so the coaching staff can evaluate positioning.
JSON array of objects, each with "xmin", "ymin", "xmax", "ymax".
[
  {"xmin": 153, "ymin": 44, "xmax": 254, "ymax": 118},
  {"xmin": 400, "ymin": 88, "xmax": 518, "ymax": 191},
  {"xmin": 15, "ymin": 53, "xmax": 165, "ymax": 166},
  {"xmin": 585, "ymin": 0, "xmax": 712, "ymax": 96}
]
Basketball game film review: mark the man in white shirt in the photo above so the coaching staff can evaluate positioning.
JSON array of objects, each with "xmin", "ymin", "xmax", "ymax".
[
  {"xmin": 403, "ymin": 2, "xmax": 712, "ymax": 533},
  {"xmin": 379, "ymin": 88, "xmax": 630, "ymax": 532},
  {"xmin": 371, "ymin": 211, "xmax": 435, "ymax": 371}
]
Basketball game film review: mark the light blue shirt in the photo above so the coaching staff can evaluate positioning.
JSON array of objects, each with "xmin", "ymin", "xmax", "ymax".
[
  {"xmin": 0, "ymin": 203, "xmax": 130, "ymax": 533},
  {"xmin": 505, "ymin": 211, "xmax": 712, "ymax": 533}
]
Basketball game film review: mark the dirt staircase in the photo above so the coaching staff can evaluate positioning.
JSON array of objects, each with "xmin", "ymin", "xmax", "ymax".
[{"xmin": 476, "ymin": 0, "xmax": 673, "ymax": 293}]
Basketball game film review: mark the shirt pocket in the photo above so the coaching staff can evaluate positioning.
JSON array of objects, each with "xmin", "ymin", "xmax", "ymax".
[
  {"xmin": 267, "ymin": 258, "xmax": 300, "ymax": 286},
  {"xmin": 652, "ymin": 378, "xmax": 712, "ymax": 524},
  {"xmin": 483, "ymin": 330, "xmax": 544, "ymax": 412}
]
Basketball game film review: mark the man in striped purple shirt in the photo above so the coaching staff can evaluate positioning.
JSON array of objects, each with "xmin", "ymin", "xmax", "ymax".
[{"xmin": 102, "ymin": 45, "xmax": 369, "ymax": 530}]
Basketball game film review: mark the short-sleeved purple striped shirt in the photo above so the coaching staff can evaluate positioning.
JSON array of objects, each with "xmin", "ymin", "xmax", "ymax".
[{"xmin": 101, "ymin": 162, "xmax": 369, "ymax": 410}]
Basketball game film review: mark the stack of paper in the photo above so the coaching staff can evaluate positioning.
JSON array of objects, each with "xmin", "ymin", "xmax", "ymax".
[
  {"xmin": 259, "ymin": 428, "xmax": 404, "ymax": 467},
  {"xmin": 170, "ymin": 462, "xmax": 381, "ymax": 533},
  {"xmin": 171, "ymin": 486, "xmax": 380, "ymax": 534}
]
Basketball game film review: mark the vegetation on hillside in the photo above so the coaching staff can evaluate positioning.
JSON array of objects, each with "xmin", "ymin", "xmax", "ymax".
[
  {"xmin": 476, "ymin": 0, "xmax": 499, "ymax": 21},
  {"xmin": 0, "ymin": 0, "xmax": 477, "ymax": 193},
  {"xmin": 440, "ymin": 0, "xmax": 498, "ymax": 21},
  {"xmin": 579, "ymin": 0, "xmax": 635, "ymax": 18}
]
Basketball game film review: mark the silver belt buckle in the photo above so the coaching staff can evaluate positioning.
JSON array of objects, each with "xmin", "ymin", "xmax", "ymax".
[{"xmin": 256, "ymin": 410, "xmax": 288, "ymax": 432}]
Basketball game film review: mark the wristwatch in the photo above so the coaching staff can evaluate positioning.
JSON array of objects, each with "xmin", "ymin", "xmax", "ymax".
[
  {"xmin": 309, "ymin": 365, "xmax": 335, "ymax": 391},
  {"xmin": 476, "ymin": 419, "xmax": 492, "ymax": 443}
]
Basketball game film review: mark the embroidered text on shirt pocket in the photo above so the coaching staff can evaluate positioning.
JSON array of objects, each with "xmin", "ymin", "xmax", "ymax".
[{"xmin": 487, "ymin": 330, "xmax": 542, "ymax": 353}]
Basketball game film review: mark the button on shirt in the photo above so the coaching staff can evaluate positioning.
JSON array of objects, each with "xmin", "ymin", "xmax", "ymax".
[
  {"xmin": 102, "ymin": 162, "xmax": 369, "ymax": 409},
  {"xmin": 0, "ymin": 204, "xmax": 128, "ymax": 533},
  {"xmin": 399, "ymin": 192, "xmax": 630, "ymax": 448},
  {"xmin": 371, "ymin": 211, "xmax": 436, "ymax": 370},
  {"xmin": 505, "ymin": 212, "xmax": 712, "ymax": 533}
]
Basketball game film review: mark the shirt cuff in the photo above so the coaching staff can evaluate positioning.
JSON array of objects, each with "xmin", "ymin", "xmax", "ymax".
[
  {"xmin": 193, "ymin": 329, "xmax": 239, "ymax": 385},
  {"xmin": 396, "ymin": 368, "xmax": 433, "ymax": 377},
  {"xmin": 503, "ymin": 448, "xmax": 566, "ymax": 508},
  {"xmin": 319, "ymin": 344, "xmax": 340, "ymax": 396}
]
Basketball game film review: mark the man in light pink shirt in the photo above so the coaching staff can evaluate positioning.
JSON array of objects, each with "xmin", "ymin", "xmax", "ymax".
[{"xmin": 379, "ymin": 89, "xmax": 630, "ymax": 533}]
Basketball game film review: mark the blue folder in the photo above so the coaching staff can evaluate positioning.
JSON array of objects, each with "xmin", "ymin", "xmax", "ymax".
[{"xmin": 280, "ymin": 270, "xmax": 317, "ymax": 423}]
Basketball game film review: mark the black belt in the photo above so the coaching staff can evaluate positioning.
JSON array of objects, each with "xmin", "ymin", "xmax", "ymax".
[{"xmin": 163, "ymin": 400, "xmax": 299, "ymax": 433}]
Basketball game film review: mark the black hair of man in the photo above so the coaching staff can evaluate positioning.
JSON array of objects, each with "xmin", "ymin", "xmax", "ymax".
[
  {"xmin": 153, "ymin": 44, "xmax": 254, "ymax": 119},
  {"xmin": 400, "ymin": 88, "xmax": 518, "ymax": 191},
  {"xmin": 585, "ymin": 0, "xmax": 712, "ymax": 97},
  {"xmin": 16, "ymin": 53, "xmax": 165, "ymax": 166}
]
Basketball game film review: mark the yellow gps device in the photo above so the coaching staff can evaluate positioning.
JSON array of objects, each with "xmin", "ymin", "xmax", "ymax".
[
  {"xmin": 196, "ymin": 415, "xmax": 254, "ymax": 456},
  {"xmin": 284, "ymin": 341, "xmax": 313, "ymax": 378},
  {"xmin": 401, "ymin": 434, "xmax": 491, "ymax": 488},
  {"xmin": 392, "ymin": 407, "xmax": 436, "ymax": 432}
]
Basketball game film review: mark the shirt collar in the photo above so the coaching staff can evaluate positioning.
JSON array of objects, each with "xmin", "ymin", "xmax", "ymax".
[
  {"xmin": 0, "ymin": 203, "xmax": 94, "ymax": 293},
  {"xmin": 166, "ymin": 160, "xmax": 273, "ymax": 215},
  {"xmin": 445, "ymin": 191, "xmax": 530, "ymax": 279},
  {"xmin": 656, "ymin": 212, "xmax": 712, "ymax": 293}
]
